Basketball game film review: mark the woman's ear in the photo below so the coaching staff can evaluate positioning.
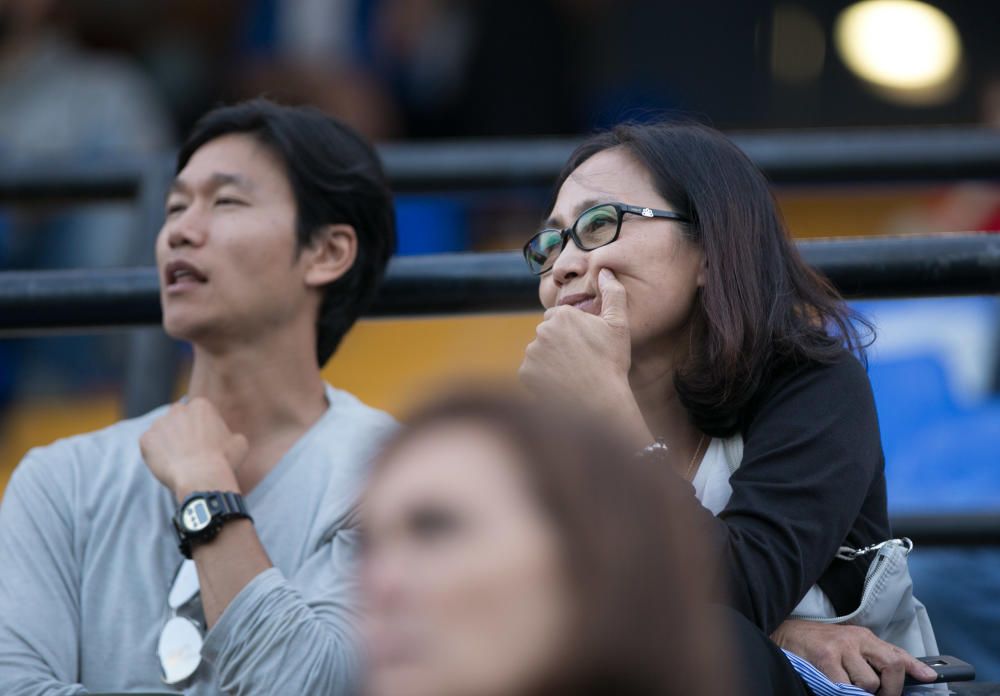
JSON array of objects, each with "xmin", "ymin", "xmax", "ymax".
[
  {"xmin": 304, "ymin": 224, "xmax": 358, "ymax": 288},
  {"xmin": 696, "ymin": 251, "xmax": 708, "ymax": 288}
]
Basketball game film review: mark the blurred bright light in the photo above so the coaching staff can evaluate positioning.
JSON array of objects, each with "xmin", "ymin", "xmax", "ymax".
[{"xmin": 835, "ymin": 0, "xmax": 961, "ymax": 103}]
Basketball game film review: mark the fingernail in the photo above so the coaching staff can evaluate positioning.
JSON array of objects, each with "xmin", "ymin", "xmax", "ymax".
[
  {"xmin": 920, "ymin": 664, "xmax": 938, "ymax": 678},
  {"xmin": 599, "ymin": 268, "xmax": 612, "ymax": 282}
]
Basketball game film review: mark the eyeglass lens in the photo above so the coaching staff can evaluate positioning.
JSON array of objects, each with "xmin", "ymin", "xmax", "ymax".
[
  {"xmin": 527, "ymin": 204, "xmax": 621, "ymax": 274},
  {"xmin": 158, "ymin": 559, "xmax": 204, "ymax": 685}
]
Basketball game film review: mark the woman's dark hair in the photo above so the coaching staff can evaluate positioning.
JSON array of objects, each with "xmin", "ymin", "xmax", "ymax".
[
  {"xmin": 176, "ymin": 98, "xmax": 396, "ymax": 367},
  {"xmin": 374, "ymin": 389, "xmax": 732, "ymax": 696},
  {"xmin": 551, "ymin": 122, "xmax": 872, "ymax": 436}
]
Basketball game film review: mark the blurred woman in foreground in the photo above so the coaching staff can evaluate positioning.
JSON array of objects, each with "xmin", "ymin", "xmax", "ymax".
[{"xmin": 360, "ymin": 390, "xmax": 811, "ymax": 696}]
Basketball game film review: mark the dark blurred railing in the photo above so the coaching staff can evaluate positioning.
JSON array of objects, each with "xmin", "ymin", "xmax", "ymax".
[
  {"xmin": 1, "ymin": 233, "xmax": 998, "ymax": 333},
  {"xmin": 2, "ymin": 128, "xmax": 1000, "ymax": 547},
  {"xmin": 2, "ymin": 126, "xmax": 1000, "ymax": 200}
]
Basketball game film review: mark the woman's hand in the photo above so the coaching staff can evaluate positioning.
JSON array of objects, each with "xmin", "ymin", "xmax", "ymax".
[
  {"xmin": 771, "ymin": 619, "xmax": 938, "ymax": 695},
  {"xmin": 520, "ymin": 269, "xmax": 646, "ymax": 439}
]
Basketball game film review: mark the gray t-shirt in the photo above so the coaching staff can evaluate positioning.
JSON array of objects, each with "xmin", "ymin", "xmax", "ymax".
[{"xmin": 0, "ymin": 384, "xmax": 396, "ymax": 695}]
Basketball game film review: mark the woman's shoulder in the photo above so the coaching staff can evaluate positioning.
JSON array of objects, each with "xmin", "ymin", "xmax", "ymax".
[
  {"xmin": 769, "ymin": 347, "xmax": 870, "ymax": 396},
  {"xmin": 742, "ymin": 349, "xmax": 875, "ymax": 430}
]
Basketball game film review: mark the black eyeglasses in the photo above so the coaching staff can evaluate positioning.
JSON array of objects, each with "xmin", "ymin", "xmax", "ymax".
[{"xmin": 522, "ymin": 202, "xmax": 691, "ymax": 275}]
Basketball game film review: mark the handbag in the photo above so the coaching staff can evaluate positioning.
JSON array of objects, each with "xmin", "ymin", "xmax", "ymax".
[
  {"xmin": 789, "ymin": 537, "xmax": 939, "ymax": 657},
  {"xmin": 693, "ymin": 435, "xmax": 939, "ymax": 657}
]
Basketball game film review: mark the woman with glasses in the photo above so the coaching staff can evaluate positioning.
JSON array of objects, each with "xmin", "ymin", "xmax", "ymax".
[{"xmin": 519, "ymin": 122, "xmax": 938, "ymax": 695}]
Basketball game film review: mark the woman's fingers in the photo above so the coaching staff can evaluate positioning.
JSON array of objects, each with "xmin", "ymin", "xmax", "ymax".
[{"xmin": 598, "ymin": 268, "xmax": 628, "ymax": 330}]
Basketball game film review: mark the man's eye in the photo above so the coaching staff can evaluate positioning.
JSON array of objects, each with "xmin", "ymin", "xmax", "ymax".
[
  {"xmin": 215, "ymin": 197, "xmax": 246, "ymax": 207},
  {"xmin": 165, "ymin": 203, "xmax": 187, "ymax": 216}
]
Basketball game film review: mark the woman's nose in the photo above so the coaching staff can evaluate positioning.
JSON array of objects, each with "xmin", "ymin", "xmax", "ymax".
[
  {"xmin": 550, "ymin": 238, "xmax": 589, "ymax": 286},
  {"xmin": 363, "ymin": 552, "xmax": 408, "ymax": 608}
]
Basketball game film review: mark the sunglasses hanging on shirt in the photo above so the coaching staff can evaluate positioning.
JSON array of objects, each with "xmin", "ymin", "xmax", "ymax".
[{"xmin": 157, "ymin": 558, "xmax": 204, "ymax": 685}]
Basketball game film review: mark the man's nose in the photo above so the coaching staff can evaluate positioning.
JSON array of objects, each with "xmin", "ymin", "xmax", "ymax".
[{"xmin": 165, "ymin": 209, "xmax": 208, "ymax": 249}]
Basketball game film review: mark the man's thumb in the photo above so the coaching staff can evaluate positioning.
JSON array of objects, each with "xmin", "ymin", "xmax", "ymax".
[{"xmin": 599, "ymin": 268, "xmax": 628, "ymax": 329}]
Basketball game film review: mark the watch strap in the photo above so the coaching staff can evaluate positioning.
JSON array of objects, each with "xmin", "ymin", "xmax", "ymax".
[{"xmin": 174, "ymin": 491, "xmax": 253, "ymax": 559}]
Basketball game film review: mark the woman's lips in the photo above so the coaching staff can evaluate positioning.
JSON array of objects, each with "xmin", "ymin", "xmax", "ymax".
[{"xmin": 557, "ymin": 293, "xmax": 600, "ymax": 315}]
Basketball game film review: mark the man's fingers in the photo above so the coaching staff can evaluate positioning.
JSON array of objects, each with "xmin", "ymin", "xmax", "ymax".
[
  {"xmin": 902, "ymin": 654, "xmax": 939, "ymax": 683},
  {"xmin": 843, "ymin": 652, "xmax": 881, "ymax": 693},
  {"xmin": 225, "ymin": 434, "xmax": 249, "ymax": 468},
  {"xmin": 598, "ymin": 268, "xmax": 628, "ymax": 330},
  {"xmin": 818, "ymin": 661, "xmax": 854, "ymax": 690},
  {"xmin": 874, "ymin": 664, "xmax": 904, "ymax": 696},
  {"xmin": 867, "ymin": 646, "xmax": 932, "ymax": 696}
]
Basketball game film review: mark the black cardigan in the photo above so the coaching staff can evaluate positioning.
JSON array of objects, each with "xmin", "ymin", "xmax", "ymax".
[{"xmin": 671, "ymin": 351, "xmax": 890, "ymax": 635}]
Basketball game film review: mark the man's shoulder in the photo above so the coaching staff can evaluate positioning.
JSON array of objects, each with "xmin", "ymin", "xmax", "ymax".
[
  {"xmin": 321, "ymin": 386, "xmax": 398, "ymax": 440},
  {"xmin": 15, "ymin": 404, "xmax": 170, "ymax": 485}
]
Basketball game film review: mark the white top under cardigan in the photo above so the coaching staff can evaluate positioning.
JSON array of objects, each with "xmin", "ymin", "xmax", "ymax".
[{"xmin": 693, "ymin": 435, "xmax": 838, "ymax": 619}]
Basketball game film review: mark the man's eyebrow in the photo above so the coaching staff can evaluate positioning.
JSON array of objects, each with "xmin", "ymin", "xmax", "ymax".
[
  {"xmin": 542, "ymin": 197, "xmax": 609, "ymax": 229},
  {"xmin": 168, "ymin": 172, "xmax": 253, "ymax": 195}
]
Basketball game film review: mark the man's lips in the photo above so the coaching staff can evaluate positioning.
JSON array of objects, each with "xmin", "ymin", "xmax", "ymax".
[
  {"xmin": 163, "ymin": 259, "xmax": 208, "ymax": 293},
  {"xmin": 557, "ymin": 292, "xmax": 600, "ymax": 315}
]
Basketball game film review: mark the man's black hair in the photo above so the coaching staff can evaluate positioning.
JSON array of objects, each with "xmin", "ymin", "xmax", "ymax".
[{"xmin": 176, "ymin": 98, "xmax": 396, "ymax": 366}]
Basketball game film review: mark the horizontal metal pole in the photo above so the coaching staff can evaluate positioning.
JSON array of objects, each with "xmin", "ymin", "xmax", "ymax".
[
  {"xmin": 0, "ymin": 158, "xmax": 155, "ymax": 203},
  {"xmin": 0, "ymin": 233, "xmax": 997, "ymax": 333},
  {"xmin": 4, "ymin": 127, "xmax": 1000, "ymax": 202},
  {"xmin": 890, "ymin": 512, "xmax": 1000, "ymax": 547},
  {"xmin": 381, "ymin": 127, "xmax": 1000, "ymax": 190}
]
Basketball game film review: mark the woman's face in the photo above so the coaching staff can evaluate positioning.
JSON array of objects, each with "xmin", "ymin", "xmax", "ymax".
[
  {"xmin": 362, "ymin": 422, "xmax": 571, "ymax": 696},
  {"xmin": 539, "ymin": 147, "xmax": 705, "ymax": 353}
]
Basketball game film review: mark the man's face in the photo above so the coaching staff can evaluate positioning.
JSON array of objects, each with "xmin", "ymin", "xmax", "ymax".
[{"xmin": 156, "ymin": 133, "xmax": 315, "ymax": 349}]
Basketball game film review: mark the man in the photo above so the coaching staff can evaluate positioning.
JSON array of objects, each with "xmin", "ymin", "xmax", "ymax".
[{"xmin": 0, "ymin": 99, "xmax": 397, "ymax": 694}]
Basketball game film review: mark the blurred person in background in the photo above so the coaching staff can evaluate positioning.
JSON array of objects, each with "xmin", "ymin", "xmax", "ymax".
[
  {"xmin": 232, "ymin": 0, "xmax": 400, "ymax": 141},
  {"xmin": 0, "ymin": 0, "xmax": 173, "ymax": 400},
  {"xmin": 361, "ymin": 389, "xmax": 819, "ymax": 696},
  {"xmin": 518, "ymin": 121, "xmax": 940, "ymax": 695},
  {"xmin": 0, "ymin": 99, "xmax": 396, "ymax": 695}
]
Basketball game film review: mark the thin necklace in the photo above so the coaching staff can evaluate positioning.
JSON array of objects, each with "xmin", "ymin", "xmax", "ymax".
[{"xmin": 684, "ymin": 434, "xmax": 707, "ymax": 482}]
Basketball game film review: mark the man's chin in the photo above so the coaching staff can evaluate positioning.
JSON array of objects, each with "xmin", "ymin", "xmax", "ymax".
[{"xmin": 162, "ymin": 315, "xmax": 215, "ymax": 344}]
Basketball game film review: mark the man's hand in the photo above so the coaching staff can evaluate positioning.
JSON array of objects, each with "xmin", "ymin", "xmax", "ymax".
[
  {"xmin": 772, "ymin": 619, "xmax": 938, "ymax": 695},
  {"xmin": 140, "ymin": 397, "xmax": 248, "ymax": 501}
]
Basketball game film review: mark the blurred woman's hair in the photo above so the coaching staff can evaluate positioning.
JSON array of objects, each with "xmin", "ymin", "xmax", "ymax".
[
  {"xmin": 373, "ymin": 389, "xmax": 732, "ymax": 696},
  {"xmin": 550, "ymin": 122, "xmax": 873, "ymax": 436}
]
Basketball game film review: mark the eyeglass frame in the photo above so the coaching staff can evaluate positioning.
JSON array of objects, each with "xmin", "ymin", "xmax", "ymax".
[{"xmin": 522, "ymin": 202, "xmax": 692, "ymax": 275}]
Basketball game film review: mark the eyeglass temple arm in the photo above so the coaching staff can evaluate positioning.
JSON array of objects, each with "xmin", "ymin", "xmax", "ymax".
[{"xmin": 619, "ymin": 204, "xmax": 689, "ymax": 223}]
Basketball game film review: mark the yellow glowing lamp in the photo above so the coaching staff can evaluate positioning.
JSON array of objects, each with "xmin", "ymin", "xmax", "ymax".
[{"xmin": 835, "ymin": 0, "xmax": 962, "ymax": 102}]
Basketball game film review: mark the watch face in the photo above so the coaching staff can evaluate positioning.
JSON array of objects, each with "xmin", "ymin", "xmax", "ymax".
[{"xmin": 181, "ymin": 499, "xmax": 212, "ymax": 533}]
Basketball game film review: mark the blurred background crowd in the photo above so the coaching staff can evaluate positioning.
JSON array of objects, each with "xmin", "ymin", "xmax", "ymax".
[{"xmin": 0, "ymin": 0, "xmax": 998, "ymax": 678}]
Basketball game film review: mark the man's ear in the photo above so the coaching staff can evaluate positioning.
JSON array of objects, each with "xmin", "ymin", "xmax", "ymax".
[{"xmin": 303, "ymin": 224, "xmax": 358, "ymax": 288}]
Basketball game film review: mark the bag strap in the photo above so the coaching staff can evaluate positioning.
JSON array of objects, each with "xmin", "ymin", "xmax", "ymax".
[{"xmin": 835, "ymin": 537, "xmax": 913, "ymax": 561}]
